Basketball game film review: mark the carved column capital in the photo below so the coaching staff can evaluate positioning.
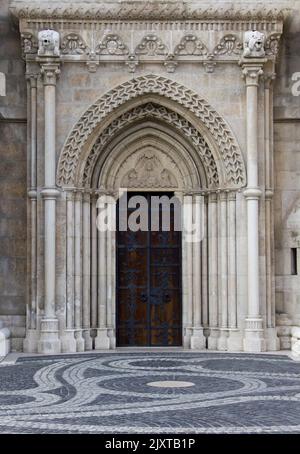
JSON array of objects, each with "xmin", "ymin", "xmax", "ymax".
[
  {"xmin": 264, "ymin": 72, "xmax": 276, "ymax": 89},
  {"xmin": 25, "ymin": 72, "xmax": 38, "ymax": 88},
  {"xmin": 39, "ymin": 60, "xmax": 60, "ymax": 86},
  {"xmin": 240, "ymin": 61, "xmax": 265, "ymax": 86}
]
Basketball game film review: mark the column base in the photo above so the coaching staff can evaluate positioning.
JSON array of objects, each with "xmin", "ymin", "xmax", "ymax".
[
  {"xmin": 61, "ymin": 330, "xmax": 77, "ymax": 353},
  {"xmin": 0, "ymin": 322, "xmax": 10, "ymax": 356},
  {"xmin": 207, "ymin": 328, "xmax": 219, "ymax": 350},
  {"xmin": 190, "ymin": 327, "xmax": 206, "ymax": 350},
  {"xmin": 243, "ymin": 317, "xmax": 266, "ymax": 352},
  {"xmin": 265, "ymin": 327, "xmax": 280, "ymax": 351},
  {"xmin": 227, "ymin": 329, "xmax": 243, "ymax": 351},
  {"xmin": 75, "ymin": 330, "xmax": 85, "ymax": 352},
  {"xmin": 83, "ymin": 329, "xmax": 93, "ymax": 351},
  {"xmin": 95, "ymin": 328, "xmax": 110, "ymax": 350},
  {"xmin": 23, "ymin": 329, "xmax": 38, "ymax": 353},
  {"xmin": 183, "ymin": 327, "xmax": 192, "ymax": 349},
  {"xmin": 38, "ymin": 318, "xmax": 61, "ymax": 354},
  {"xmin": 217, "ymin": 329, "xmax": 228, "ymax": 351}
]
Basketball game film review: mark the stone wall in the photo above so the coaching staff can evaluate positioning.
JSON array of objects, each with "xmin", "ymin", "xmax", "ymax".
[{"xmin": 0, "ymin": 0, "xmax": 26, "ymax": 350}]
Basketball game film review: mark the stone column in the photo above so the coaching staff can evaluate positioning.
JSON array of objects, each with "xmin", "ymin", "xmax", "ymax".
[
  {"xmin": 207, "ymin": 192, "xmax": 219, "ymax": 349},
  {"xmin": 24, "ymin": 73, "xmax": 38, "ymax": 353},
  {"xmin": 38, "ymin": 61, "xmax": 61, "ymax": 354},
  {"xmin": 95, "ymin": 193, "xmax": 110, "ymax": 349},
  {"xmin": 241, "ymin": 60, "xmax": 266, "ymax": 352},
  {"xmin": 217, "ymin": 191, "xmax": 228, "ymax": 350},
  {"xmin": 91, "ymin": 193, "xmax": 98, "ymax": 331},
  {"xmin": 61, "ymin": 189, "xmax": 77, "ymax": 353},
  {"xmin": 74, "ymin": 190, "xmax": 85, "ymax": 351},
  {"xmin": 227, "ymin": 191, "xmax": 242, "ymax": 350},
  {"xmin": 182, "ymin": 194, "xmax": 193, "ymax": 348},
  {"xmin": 82, "ymin": 192, "xmax": 93, "ymax": 350},
  {"xmin": 264, "ymin": 73, "xmax": 279, "ymax": 350},
  {"xmin": 191, "ymin": 194, "xmax": 206, "ymax": 349}
]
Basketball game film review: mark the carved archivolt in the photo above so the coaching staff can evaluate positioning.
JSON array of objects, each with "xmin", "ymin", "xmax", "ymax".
[
  {"xmin": 57, "ymin": 75, "xmax": 246, "ymax": 188},
  {"xmin": 82, "ymin": 102, "xmax": 219, "ymax": 188}
]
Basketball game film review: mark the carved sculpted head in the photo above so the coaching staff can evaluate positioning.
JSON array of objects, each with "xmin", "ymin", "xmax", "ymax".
[
  {"xmin": 243, "ymin": 30, "xmax": 265, "ymax": 58},
  {"xmin": 38, "ymin": 29, "xmax": 60, "ymax": 57}
]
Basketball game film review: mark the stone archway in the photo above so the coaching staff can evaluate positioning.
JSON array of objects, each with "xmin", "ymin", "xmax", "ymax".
[{"xmin": 54, "ymin": 77, "xmax": 247, "ymax": 352}]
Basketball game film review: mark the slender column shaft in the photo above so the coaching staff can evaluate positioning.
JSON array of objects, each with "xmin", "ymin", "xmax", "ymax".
[
  {"xmin": 91, "ymin": 195, "xmax": 98, "ymax": 328},
  {"xmin": 219, "ymin": 192, "xmax": 228, "ymax": 328},
  {"xmin": 208, "ymin": 193, "xmax": 218, "ymax": 327},
  {"xmin": 66, "ymin": 191, "xmax": 75, "ymax": 330},
  {"xmin": 201, "ymin": 197, "xmax": 208, "ymax": 327},
  {"xmin": 82, "ymin": 193, "xmax": 91, "ymax": 329},
  {"xmin": 28, "ymin": 75, "xmax": 38, "ymax": 330},
  {"xmin": 192, "ymin": 195, "xmax": 202, "ymax": 327},
  {"xmin": 74, "ymin": 192, "xmax": 82, "ymax": 330},
  {"xmin": 98, "ymin": 198, "xmax": 107, "ymax": 328},
  {"xmin": 241, "ymin": 61, "xmax": 265, "ymax": 352},
  {"xmin": 228, "ymin": 192, "xmax": 237, "ymax": 329}
]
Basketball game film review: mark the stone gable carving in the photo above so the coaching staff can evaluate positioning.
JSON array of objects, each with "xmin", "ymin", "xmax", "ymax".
[
  {"xmin": 38, "ymin": 29, "xmax": 60, "ymax": 57},
  {"xmin": 265, "ymin": 33, "xmax": 281, "ymax": 57},
  {"xmin": 21, "ymin": 32, "xmax": 38, "ymax": 55},
  {"xmin": 135, "ymin": 35, "xmax": 168, "ymax": 56},
  {"xmin": 174, "ymin": 35, "xmax": 208, "ymax": 56},
  {"xmin": 61, "ymin": 33, "xmax": 89, "ymax": 55},
  {"xmin": 57, "ymin": 75, "xmax": 246, "ymax": 189},
  {"xmin": 213, "ymin": 34, "xmax": 243, "ymax": 56},
  {"xmin": 243, "ymin": 30, "xmax": 265, "ymax": 58},
  {"xmin": 121, "ymin": 152, "xmax": 178, "ymax": 189},
  {"xmin": 81, "ymin": 103, "xmax": 219, "ymax": 188},
  {"xmin": 96, "ymin": 34, "xmax": 129, "ymax": 56}
]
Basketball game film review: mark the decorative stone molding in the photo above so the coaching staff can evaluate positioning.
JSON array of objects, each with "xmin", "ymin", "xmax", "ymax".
[
  {"xmin": 213, "ymin": 34, "xmax": 243, "ymax": 56},
  {"xmin": 96, "ymin": 34, "xmax": 129, "ymax": 56},
  {"xmin": 174, "ymin": 35, "xmax": 208, "ymax": 56},
  {"xmin": 243, "ymin": 30, "xmax": 265, "ymax": 58},
  {"xmin": 135, "ymin": 35, "xmax": 168, "ymax": 56},
  {"xmin": 10, "ymin": 2, "xmax": 285, "ymax": 22},
  {"xmin": 57, "ymin": 75, "xmax": 246, "ymax": 189},
  {"xmin": 38, "ymin": 29, "xmax": 60, "ymax": 57},
  {"xmin": 61, "ymin": 33, "xmax": 89, "ymax": 55}
]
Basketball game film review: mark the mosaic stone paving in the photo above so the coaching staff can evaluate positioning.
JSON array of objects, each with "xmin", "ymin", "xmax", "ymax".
[{"xmin": 1, "ymin": 352, "xmax": 300, "ymax": 433}]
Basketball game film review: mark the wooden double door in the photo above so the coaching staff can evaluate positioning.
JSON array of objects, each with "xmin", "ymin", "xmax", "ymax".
[{"xmin": 116, "ymin": 192, "xmax": 182, "ymax": 346}]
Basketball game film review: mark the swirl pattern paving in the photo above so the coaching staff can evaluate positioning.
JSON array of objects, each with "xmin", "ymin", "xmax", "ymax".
[{"xmin": 0, "ymin": 353, "xmax": 300, "ymax": 433}]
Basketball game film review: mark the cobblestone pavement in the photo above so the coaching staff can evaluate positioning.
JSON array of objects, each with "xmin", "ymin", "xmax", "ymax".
[{"xmin": 1, "ymin": 352, "xmax": 300, "ymax": 434}]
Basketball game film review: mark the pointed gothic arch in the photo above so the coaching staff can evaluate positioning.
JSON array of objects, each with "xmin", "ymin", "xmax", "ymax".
[{"xmin": 57, "ymin": 74, "xmax": 246, "ymax": 190}]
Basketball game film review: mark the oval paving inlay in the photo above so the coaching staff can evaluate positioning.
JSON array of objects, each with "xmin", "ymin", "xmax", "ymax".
[{"xmin": 147, "ymin": 380, "xmax": 195, "ymax": 388}]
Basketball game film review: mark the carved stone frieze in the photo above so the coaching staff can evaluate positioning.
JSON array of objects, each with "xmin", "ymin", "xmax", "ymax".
[
  {"xmin": 21, "ymin": 32, "xmax": 38, "ymax": 55},
  {"xmin": 135, "ymin": 35, "xmax": 169, "ymax": 56},
  {"xmin": 213, "ymin": 34, "xmax": 243, "ymax": 56},
  {"xmin": 10, "ymin": 2, "xmax": 285, "ymax": 22},
  {"xmin": 265, "ymin": 33, "xmax": 281, "ymax": 57},
  {"xmin": 61, "ymin": 33, "xmax": 89, "ymax": 55},
  {"xmin": 96, "ymin": 34, "xmax": 129, "ymax": 56},
  {"xmin": 174, "ymin": 35, "xmax": 208, "ymax": 56}
]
